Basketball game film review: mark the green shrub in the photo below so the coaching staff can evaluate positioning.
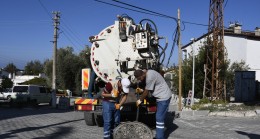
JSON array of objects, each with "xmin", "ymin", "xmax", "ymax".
[
  {"xmin": 212, "ymin": 99, "xmax": 226, "ymax": 105},
  {"xmin": 191, "ymin": 104, "xmax": 201, "ymax": 110},
  {"xmin": 199, "ymin": 98, "xmax": 210, "ymax": 104}
]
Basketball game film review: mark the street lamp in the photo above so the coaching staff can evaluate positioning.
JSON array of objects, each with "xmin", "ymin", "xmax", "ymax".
[{"xmin": 190, "ymin": 38, "xmax": 196, "ymax": 106}]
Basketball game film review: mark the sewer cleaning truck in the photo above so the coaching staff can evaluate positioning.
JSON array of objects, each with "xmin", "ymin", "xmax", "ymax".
[{"xmin": 74, "ymin": 15, "xmax": 169, "ymax": 137}]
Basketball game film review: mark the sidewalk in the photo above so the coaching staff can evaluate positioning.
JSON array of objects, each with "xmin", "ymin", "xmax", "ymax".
[
  {"xmin": 169, "ymin": 104, "xmax": 260, "ymax": 118},
  {"xmin": 208, "ymin": 110, "xmax": 260, "ymax": 117}
]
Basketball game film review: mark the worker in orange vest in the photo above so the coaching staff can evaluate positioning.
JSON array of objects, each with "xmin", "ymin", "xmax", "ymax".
[{"xmin": 101, "ymin": 78, "xmax": 131, "ymax": 139}]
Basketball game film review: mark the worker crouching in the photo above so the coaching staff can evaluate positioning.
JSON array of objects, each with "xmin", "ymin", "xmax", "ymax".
[
  {"xmin": 101, "ymin": 78, "xmax": 130, "ymax": 139},
  {"xmin": 134, "ymin": 69, "xmax": 172, "ymax": 139}
]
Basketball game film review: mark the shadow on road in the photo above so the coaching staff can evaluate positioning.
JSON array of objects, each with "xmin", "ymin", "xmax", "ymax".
[
  {"xmin": 0, "ymin": 103, "xmax": 74, "ymax": 121},
  {"xmin": 164, "ymin": 111, "xmax": 179, "ymax": 139},
  {"xmin": 0, "ymin": 119, "xmax": 83, "ymax": 139},
  {"xmin": 236, "ymin": 131, "xmax": 260, "ymax": 139}
]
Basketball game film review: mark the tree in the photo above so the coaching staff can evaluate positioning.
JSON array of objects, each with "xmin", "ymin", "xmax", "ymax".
[
  {"xmin": 20, "ymin": 77, "xmax": 48, "ymax": 86},
  {"xmin": 4, "ymin": 63, "xmax": 17, "ymax": 75},
  {"xmin": 24, "ymin": 60, "xmax": 44, "ymax": 75},
  {"xmin": 172, "ymin": 40, "xmax": 231, "ymax": 99},
  {"xmin": 172, "ymin": 41, "xmax": 250, "ymax": 101},
  {"xmin": 172, "ymin": 46, "xmax": 207, "ymax": 99},
  {"xmin": 78, "ymin": 45, "xmax": 91, "ymax": 68},
  {"xmin": 56, "ymin": 47, "xmax": 78, "ymax": 90},
  {"xmin": 43, "ymin": 46, "xmax": 91, "ymax": 95},
  {"xmin": 43, "ymin": 59, "xmax": 53, "ymax": 88},
  {"xmin": 225, "ymin": 60, "xmax": 250, "ymax": 98},
  {"xmin": 75, "ymin": 45, "xmax": 92, "ymax": 94},
  {"xmin": 1, "ymin": 76, "xmax": 13, "ymax": 89}
]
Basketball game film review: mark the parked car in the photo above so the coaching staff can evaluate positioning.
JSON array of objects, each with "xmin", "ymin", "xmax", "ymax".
[
  {"xmin": 0, "ymin": 88, "xmax": 13, "ymax": 102},
  {"xmin": 7, "ymin": 85, "xmax": 51, "ymax": 105}
]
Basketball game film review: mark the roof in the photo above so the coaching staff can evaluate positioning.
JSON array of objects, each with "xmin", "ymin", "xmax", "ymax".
[{"xmin": 182, "ymin": 29, "xmax": 260, "ymax": 49}]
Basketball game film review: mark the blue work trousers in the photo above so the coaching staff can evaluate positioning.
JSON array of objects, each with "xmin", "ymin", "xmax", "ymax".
[
  {"xmin": 156, "ymin": 97, "xmax": 171, "ymax": 139},
  {"xmin": 102, "ymin": 101, "xmax": 120, "ymax": 139}
]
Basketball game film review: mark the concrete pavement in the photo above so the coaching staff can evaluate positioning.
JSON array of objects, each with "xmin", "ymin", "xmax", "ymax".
[{"xmin": 0, "ymin": 103, "xmax": 260, "ymax": 139}]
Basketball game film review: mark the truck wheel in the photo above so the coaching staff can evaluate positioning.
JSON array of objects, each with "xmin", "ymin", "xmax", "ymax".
[
  {"xmin": 147, "ymin": 113, "xmax": 156, "ymax": 127},
  {"xmin": 94, "ymin": 113, "xmax": 103, "ymax": 127},
  {"xmin": 84, "ymin": 112, "xmax": 96, "ymax": 126}
]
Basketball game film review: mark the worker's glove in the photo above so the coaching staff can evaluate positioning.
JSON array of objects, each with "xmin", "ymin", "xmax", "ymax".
[
  {"xmin": 136, "ymin": 99, "xmax": 142, "ymax": 107},
  {"xmin": 111, "ymin": 90, "xmax": 118, "ymax": 98},
  {"xmin": 136, "ymin": 88, "xmax": 143, "ymax": 94},
  {"xmin": 115, "ymin": 104, "xmax": 121, "ymax": 110}
]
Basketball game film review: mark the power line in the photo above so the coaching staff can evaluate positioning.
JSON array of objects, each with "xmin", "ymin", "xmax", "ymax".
[
  {"xmin": 38, "ymin": 0, "xmax": 52, "ymax": 18},
  {"xmin": 94, "ymin": 0, "xmax": 183, "ymax": 67},
  {"xmin": 98, "ymin": 0, "xmax": 209, "ymax": 27},
  {"xmin": 111, "ymin": 0, "xmax": 178, "ymax": 22},
  {"xmin": 0, "ymin": 20, "xmax": 50, "ymax": 25},
  {"xmin": 60, "ymin": 17, "xmax": 85, "ymax": 46},
  {"xmin": 60, "ymin": 29, "xmax": 82, "ymax": 52},
  {"xmin": 61, "ymin": 18, "xmax": 85, "ymax": 44},
  {"xmin": 182, "ymin": 21, "xmax": 208, "ymax": 27},
  {"xmin": 166, "ymin": 27, "xmax": 178, "ymax": 67},
  {"xmin": 224, "ymin": 0, "xmax": 229, "ymax": 9},
  {"xmin": 38, "ymin": 0, "xmax": 85, "ymax": 53},
  {"xmin": 94, "ymin": 0, "xmax": 171, "ymax": 19}
]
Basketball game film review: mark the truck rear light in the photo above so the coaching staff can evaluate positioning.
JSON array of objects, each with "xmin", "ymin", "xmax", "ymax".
[
  {"xmin": 77, "ymin": 105, "xmax": 94, "ymax": 111},
  {"xmin": 147, "ymin": 106, "xmax": 156, "ymax": 112}
]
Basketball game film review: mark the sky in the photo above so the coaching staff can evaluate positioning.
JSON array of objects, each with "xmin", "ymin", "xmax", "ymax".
[{"xmin": 0, "ymin": 0, "xmax": 259, "ymax": 69}]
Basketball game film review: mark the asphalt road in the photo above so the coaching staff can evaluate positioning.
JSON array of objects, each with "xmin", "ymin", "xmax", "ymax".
[{"xmin": 0, "ymin": 104, "xmax": 259, "ymax": 139}]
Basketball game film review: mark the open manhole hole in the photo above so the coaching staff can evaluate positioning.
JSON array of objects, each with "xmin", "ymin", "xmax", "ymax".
[{"xmin": 113, "ymin": 121, "xmax": 153, "ymax": 139}]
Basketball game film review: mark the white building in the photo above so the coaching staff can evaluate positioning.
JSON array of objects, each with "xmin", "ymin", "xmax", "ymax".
[
  {"xmin": 182, "ymin": 24, "xmax": 260, "ymax": 81},
  {"xmin": 0, "ymin": 69, "xmax": 47, "ymax": 85},
  {"xmin": 12, "ymin": 75, "xmax": 38, "ymax": 85},
  {"xmin": 12, "ymin": 73, "xmax": 47, "ymax": 85}
]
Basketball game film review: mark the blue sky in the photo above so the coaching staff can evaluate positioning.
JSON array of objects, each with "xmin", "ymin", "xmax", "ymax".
[{"xmin": 0, "ymin": 0, "xmax": 259, "ymax": 69}]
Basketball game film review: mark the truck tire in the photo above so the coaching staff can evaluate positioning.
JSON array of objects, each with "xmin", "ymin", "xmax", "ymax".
[
  {"xmin": 84, "ymin": 112, "xmax": 96, "ymax": 126},
  {"xmin": 94, "ymin": 113, "xmax": 103, "ymax": 127}
]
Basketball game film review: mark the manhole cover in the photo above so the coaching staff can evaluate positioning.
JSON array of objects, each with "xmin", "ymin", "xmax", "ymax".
[{"xmin": 113, "ymin": 121, "xmax": 153, "ymax": 139}]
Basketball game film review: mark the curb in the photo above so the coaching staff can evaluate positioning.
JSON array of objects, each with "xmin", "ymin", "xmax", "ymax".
[
  {"xmin": 175, "ymin": 110, "xmax": 210, "ymax": 117},
  {"xmin": 208, "ymin": 110, "xmax": 260, "ymax": 117},
  {"xmin": 209, "ymin": 111, "xmax": 257, "ymax": 117},
  {"xmin": 173, "ymin": 109, "xmax": 260, "ymax": 118}
]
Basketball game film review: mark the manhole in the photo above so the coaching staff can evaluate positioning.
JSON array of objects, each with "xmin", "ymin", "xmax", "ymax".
[{"xmin": 113, "ymin": 121, "xmax": 153, "ymax": 139}]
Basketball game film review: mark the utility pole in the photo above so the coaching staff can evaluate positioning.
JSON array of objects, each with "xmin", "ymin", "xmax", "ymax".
[
  {"xmin": 204, "ymin": 0, "xmax": 225, "ymax": 101},
  {"xmin": 191, "ymin": 38, "xmax": 195, "ymax": 105},
  {"xmin": 177, "ymin": 9, "xmax": 182, "ymax": 111},
  {"xmin": 51, "ymin": 11, "xmax": 60, "ymax": 108}
]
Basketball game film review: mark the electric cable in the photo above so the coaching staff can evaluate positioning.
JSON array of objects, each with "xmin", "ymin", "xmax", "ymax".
[
  {"xmin": 38, "ymin": 0, "xmax": 52, "ymax": 18},
  {"xmin": 112, "ymin": 0, "xmax": 178, "ymax": 22},
  {"xmin": 94, "ymin": 0, "xmax": 173, "ymax": 20},
  {"xmin": 166, "ymin": 27, "xmax": 178, "ymax": 67},
  {"xmin": 61, "ymin": 17, "xmax": 85, "ymax": 46},
  {"xmin": 60, "ymin": 25, "xmax": 84, "ymax": 51}
]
